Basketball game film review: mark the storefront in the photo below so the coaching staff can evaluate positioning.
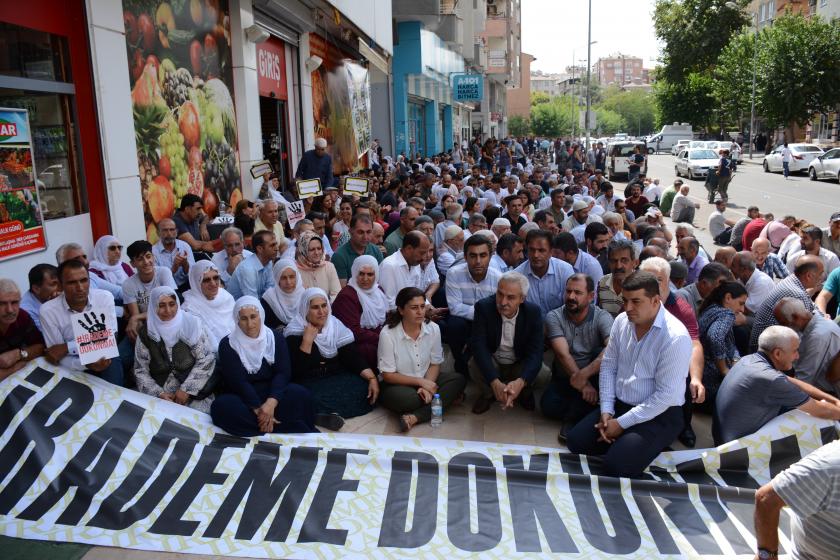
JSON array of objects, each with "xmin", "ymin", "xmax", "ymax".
[
  {"xmin": 256, "ymin": 36, "xmax": 292, "ymax": 186},
  {"xmin": 0, "ymin": 0, "xmax": 106, "ymax": 287}
]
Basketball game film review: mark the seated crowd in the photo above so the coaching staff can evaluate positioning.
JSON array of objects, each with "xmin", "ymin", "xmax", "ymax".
[{"xmin": 2, "ymin": 143, "xmax": 840, "ymax": 481}]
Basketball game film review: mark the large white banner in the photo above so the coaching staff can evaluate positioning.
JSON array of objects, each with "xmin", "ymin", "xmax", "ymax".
[{"xmin": 0, "ymin": 361, "xmax": 836, "ymax": 559}]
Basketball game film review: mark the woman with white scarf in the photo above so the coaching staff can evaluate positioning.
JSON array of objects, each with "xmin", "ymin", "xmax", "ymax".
[
  {"xmin": 285, "ymin": 287, "xmax": 379, "ymax": 427},
  {"xmin": 331, "ymin": 255, "xmax": 388, "ymax": 369},
  {"xmin": 260, "ymin": 259, "xmax": 304, "ymax": 330},
  {"xmin": 210, "ymin": 296, "xmax": 316, "ymax": 436},
  {"xmin": 181, "ymin": 261, "xmax": 235, "ymax": 350},
  {"xmin": 89, "ymin": 235, "xmax": 134, "ymax": 285},
  {"xmin": 134, "ymin": 287, "xmax": 217, "ymax": 413}
]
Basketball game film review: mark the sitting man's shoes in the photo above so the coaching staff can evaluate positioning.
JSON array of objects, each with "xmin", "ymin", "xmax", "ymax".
[
  {"xmin": 678, "ymin": 425, "xmax": 696, "ymax": 448},
  {"xmin": 519, "ymin": 392, "xmax": 535, "ymax": 411},
  {"xmin": 556, "ymin": 424, "xmax": 569, "ymax": 444},
  {"xmin": 315, "ymin": 412, "xmax": 345, "ymax": 431},
  {"xmin": 472, "ymin": 396, "xmax": 493, "ymax": 415}
]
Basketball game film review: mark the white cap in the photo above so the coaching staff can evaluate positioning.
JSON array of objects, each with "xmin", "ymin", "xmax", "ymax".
[
  {"xmin": 444, "ymin": 225, "xmax": 463, "ymax": 241},
  {"xmin": 315, "ymin": 138, "xmax": 327, "ymax": 148}
]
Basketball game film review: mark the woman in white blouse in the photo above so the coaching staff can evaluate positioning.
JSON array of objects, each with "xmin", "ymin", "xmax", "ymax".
[{"xmin": 377, "ymin": 287, "xmax": 466, "ymax": 431}]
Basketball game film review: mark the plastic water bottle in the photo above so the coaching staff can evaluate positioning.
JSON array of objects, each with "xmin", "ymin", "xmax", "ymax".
[{"xmin": 431, "ymin": 394, "xmax": 443, "ymax": 428}]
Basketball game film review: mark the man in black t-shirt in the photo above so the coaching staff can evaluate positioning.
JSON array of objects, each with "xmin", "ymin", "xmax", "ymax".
[{"xmin": 627, "ymin": 146, "xmax": 645, "ymax": 182}]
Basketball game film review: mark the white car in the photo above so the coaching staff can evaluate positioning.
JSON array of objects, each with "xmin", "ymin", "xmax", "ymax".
[
  {"xmin": 763, "ymin": 143, "xmax": 824, "ymax": 174},
  {"xmin": 674, "ymin": 149, "xmax": 721, "ymax": 180},
  {"xmin": 688, "ymin": 140, "xmax": 706, "ymax": 149},
  {"xmin": 607, "ymin": 141, "xmax": 648, "ymax": 180},
  {"xmin": 808, "ymin": 147, "xmax": 840, "ymax": 182},
  {"xmin": 671, "ymin": 139, "xmax": 691, "ymax": 156}
]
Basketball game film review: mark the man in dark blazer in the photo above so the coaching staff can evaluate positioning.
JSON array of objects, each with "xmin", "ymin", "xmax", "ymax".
[{"xmin": 470, "ymin": 271, "xmax": 544, "ymax": 414}]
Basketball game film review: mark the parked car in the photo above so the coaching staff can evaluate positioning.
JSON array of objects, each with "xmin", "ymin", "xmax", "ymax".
[
  {"xmin": 674, "ymin": 149, "xmax": 721, "ymax": 180},
  {"xmin": 709, "ymin": 141, "xmax": 743, "ymax": 164},
  {"xmin": 671, "ymin": 139, "xmax": 691, "ymax": 156},
  {"xmin": 763, "ymin": 143, "xmax": 824, "ymax": 174},
  {"xmin": 688, "ymin": 140, "xmax": 706, "ymax": 149},
  {"xmin": 607, "ymin": 141, "xmax": 648, "ymax": 180},
  {"xmin": 646, "ymin": 123, "xmax": 693, "ymax": 154},
  {"xmin": 808, "ymin": 147, "xmax": 840, "ymax": 182}
]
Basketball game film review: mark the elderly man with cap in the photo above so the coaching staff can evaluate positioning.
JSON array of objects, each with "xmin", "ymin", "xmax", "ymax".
[
  {"xmin": 436, "ymin": 225, "xmax": 465, "ymax": 276},
  {"xmin": 295, "ymin": 138, "xmax": 334, "ymax": 188},
  {"xmin": 491, "ymin": 217, "xmax": 512, "ymax": 239},
  {"xmin": 562, "ymin": 199, "xmax": 599, "ymax": 234}
]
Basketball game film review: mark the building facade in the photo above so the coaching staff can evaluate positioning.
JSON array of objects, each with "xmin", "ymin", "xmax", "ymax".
[
  {"xmin": 505, "ymin": 52, "xmax": 534, "ymax": 119},
  {"xmin": 593, "ymin": 54, "xmax": 649, "ymax": 87}
]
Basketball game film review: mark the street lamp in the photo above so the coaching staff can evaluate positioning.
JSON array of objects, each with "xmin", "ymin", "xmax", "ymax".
[
  {"xmin": 725, "ymin": 1, "xmax": 757, "ymax": 159},
  {"xmin": 570, "ymin": 43, "xmax": 596, "ymax": 139},
  {"xmin": 585, "ymin": 0, "xmax": 593, "ymax": 149}
]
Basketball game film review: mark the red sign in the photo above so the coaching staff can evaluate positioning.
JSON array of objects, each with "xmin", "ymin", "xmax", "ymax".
[{"xmin": 256, "ymin": 37, "xmax": 287, "ymax": 100}]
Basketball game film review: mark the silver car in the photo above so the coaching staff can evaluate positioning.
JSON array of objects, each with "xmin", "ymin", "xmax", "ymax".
[
  {"xmin": 808, "ymin": 147, "xmax": 840, "ymax": 182},
  {"xmin": 675, "ymin": 149, "xmax": 721, "ymax": 180}
]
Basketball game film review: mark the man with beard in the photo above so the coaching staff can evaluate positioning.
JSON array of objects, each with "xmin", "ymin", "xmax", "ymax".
[
  {"xmin": 20, "ymin": 263, "xmax": 60, "ymax": 332},
  {"xmin": 542, "ymin": 273, "xmax": 613, "ymax": 442},
  {"xmin": 584, "ymin": 222, "xmax": 611, "ymax": 274},
  {"xmin": 553, "ymin": 232, "xmax": 604, "ymax": 292},
  {"xmin": 597, "ymin": 239, "xmax": 637, "ymax": 318}
]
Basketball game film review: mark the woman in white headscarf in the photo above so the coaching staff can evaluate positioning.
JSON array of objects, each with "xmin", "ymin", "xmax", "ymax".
[
  {"xmin": 89, "ymin": 235, "xmax": 134, "ymax": 285},
  {"xmin": 261, "ymin": 259, "xmax": 304, "ymax": 330},
  {"xmin": 285, "ymin": 287, "xmax": 379, "ymax": 426},
  {"xmin": 210, "ymin": 296, "xmax": 316, "ymax": 436},
  {"xmin": 331, "ymin": 255, "xmax": 388, "ymax": 369},
  {"xmin": 134, "ymin": 287, "xmax": 217, "ymax": 413},
  {"xmin": 181, "ymin": 260, "xmax": 235, "ymax": 350}
]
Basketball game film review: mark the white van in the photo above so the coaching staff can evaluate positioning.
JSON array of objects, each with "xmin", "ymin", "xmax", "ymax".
[
  {"xmin": 646, "ymin": 123, "xmax": 693, "ymax": 154},
  {"xmin": 607, "ymin": 141, "xmax": 648, "ymax": 181}
]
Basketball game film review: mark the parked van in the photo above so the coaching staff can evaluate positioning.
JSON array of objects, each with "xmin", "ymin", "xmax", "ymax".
[
  {"xmin": 646, "ymin": 123, "xmax": 693, "ymax": 154},
  {"xmin": 607, "ymin": 141, "xmax": 648, "ymax": 181}
]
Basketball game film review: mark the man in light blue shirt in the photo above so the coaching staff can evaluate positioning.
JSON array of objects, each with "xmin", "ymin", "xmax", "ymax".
[
  {"xmin": 20, "ymin": 263, "xmax": 59, "ymax": 332},
  {"xmin": 443, "ymin": 235, "xmax": 501, "ymax": 375},
  {"xmin": 226, "ymin": 231, "xmax": 278, "ymax": 299},
  {"xmin": 514, "ymin": 229, "xmax": 574, "ymax": 316},
  {"xmin": 567, "ymin": 270, "xmax": 692, "ymax": 478},
  {"xmin": 153, "ymin": 218, "xmax": 195, "ymax": 288},
  {"xmin": 552, "ymin": 232, "xmax": 604, "ymax": 297}
]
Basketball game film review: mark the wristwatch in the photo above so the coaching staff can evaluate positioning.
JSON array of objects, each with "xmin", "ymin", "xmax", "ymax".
[
  {"xmin": 757, "ymin": 548, "xmax": 778, "ymax": 559},
  {"xmin": 19, "ymin": 348, "xmax": 29, "ymax": 360}
]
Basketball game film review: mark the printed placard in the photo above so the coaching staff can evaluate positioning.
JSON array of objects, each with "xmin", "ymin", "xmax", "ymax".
[
  {"xmin": 296, "ymin": 178, "xmax": 322, "ymax": 199},
  {"xmin": 283, "ymin": 199, "xmax": 305, "ymax": 228},
  {"xmin": 70, "ymin": 308, "xmax": 119, "ymax": 365},
  {"xmin": 344, "ymin": 177, "xmax": 369, "ymax": 195},
  {"xmin": 249, "ymin": 160, "xmax": 273, "ymax": 178}
]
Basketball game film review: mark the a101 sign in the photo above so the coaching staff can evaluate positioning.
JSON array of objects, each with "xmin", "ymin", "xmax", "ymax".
[{"xmin": 452, "ymin": 74, "xmax": 483, "ymax": 102}]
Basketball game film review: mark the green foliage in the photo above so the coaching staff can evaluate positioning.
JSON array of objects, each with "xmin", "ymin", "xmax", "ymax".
[
  {"xmin": 530, "ymin": 102, "xmax": 573, "ymax": 137},
  {"xmin": 508, "ymin": 115, "xmax": 530, "ymax": 137},
  {"xmin": 530, "ymin": 91, "xmax": 550, "ymax": 106},
  {"xmin": 593, "ymin": 107, "xmax": 625, "ymax": 136},
  {"xmin": 600, "ymin": 87, "xmax": 656, "ymax": 136},
  {"xmin": 713, "ymin": 31, "xmax": 758, "ymax": 125},
  {"xmin": 654, "ymin": 72, "xmax": 717, "ymax": 130}
]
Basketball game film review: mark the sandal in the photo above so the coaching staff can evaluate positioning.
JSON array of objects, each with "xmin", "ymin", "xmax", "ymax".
[{"xmin": 399, "ymin": 414, "xmax": 417, "ymax": 432}]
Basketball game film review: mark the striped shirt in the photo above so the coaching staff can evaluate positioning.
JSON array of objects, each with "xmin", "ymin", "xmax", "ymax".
[
  {"xmin": 758, "ymin": 253, "xmax": 790, "ymax": 280},
  {"xmin": 599, "ymin": 304, "xmax": 692, "ymax": 429},
  {"xmin": 444, "ymin": 263, "xmax": 501, "ymax": 321},
  {"xmin": 773, "ymin": 439, "xmax": 840, "ymax": 560},
  {"xmin": 597, "ymin": 274, "xmax": 624, "ymax": 318},
  {"xmin": 749, "ymin": 274, "xmax": 815, "ymax": 353},
  {"xmin": 515, "ymin": 257, "xmax": 574, "ymax": 316}
]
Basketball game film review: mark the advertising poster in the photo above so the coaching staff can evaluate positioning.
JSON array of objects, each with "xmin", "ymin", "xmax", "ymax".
[
  {"xmin": 309, "ymin": 34, "xmax": 372, "ymax": 175},
  {"xmin": 122, "ymin": 0, "xmax": 242, "ymax": 242},
  {"xmin": 0, "ymin": 108, "xmax": 46, "ymax": 261}
]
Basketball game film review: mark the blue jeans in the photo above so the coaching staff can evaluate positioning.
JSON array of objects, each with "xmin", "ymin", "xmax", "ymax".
[
  {"xmin": 87, "ymin": 356, "xmax": 124, "ymax": 386},
  {"xmin": 783, "ymin": 161, "xmax": 790, "ymax": 177}
]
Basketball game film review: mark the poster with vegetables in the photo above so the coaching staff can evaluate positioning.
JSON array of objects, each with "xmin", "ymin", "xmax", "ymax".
[
  {"xmin": 0, "ymin": 108, "xmax": 47, "ymax": 262},
  {"xmin": 123, "ymin": 0, "xmax": 241, "ymax": 242}
]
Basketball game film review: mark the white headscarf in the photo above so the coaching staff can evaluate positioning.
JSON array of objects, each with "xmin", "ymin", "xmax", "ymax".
[
  {"xmin": 348, "ymin": 255, "xmax": 388, "ymax": 330},
  {"xmin": 146, "ymin": 286, "xmax": 202, "ymax": 347},
  {"xmin": 90, "ymin": 235, "xmax": 129, "ymax": 284},
  {"xmin": 284, "ymin": 287, "xmax": 354, "ymax": 358},
  {"xmin": 182, "ymin": 260, "xmax": 235, "ymax": 349},
  {"xmin": 262, "ymin": 259, "xmax": 304, "ymax": 326},
  {"xmin": 229, "ymin": 296, "xmax": 276, "ymax": 374}
]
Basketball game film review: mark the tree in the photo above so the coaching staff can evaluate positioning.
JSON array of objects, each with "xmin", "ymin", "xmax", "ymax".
[
  {"xmin": 654, "ymin": 72, "xmax": 717, "ymax": 131},
  {"xmin": 593, "ymin": 108, "xmax": 625, "ymax": 136},
  {"xmin": 600, "ymin": 88, "xmax": 656, "ymax": 136},
  {"xmin": 757, "ymin": 14, "xmax": 840, "ymax": 132},
  {"xmin": 530, "ymin": 102, "xmax": 573, "ymax": 137},
  {"xmin": 713, "ymin": 30, "xmax": 759, "ymax": 129},
  {"xmin": 508, "ymin": 115, "xmax": 530, "ymax": 137},
  {"xmin": 530, "ymin": 91, "xmax": 550, "ymax": 106}
]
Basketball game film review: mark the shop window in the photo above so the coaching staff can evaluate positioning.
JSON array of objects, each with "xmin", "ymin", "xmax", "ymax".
[{"xmin": 0, "ymin": 22, "xmax": 87, "ymax": 220}]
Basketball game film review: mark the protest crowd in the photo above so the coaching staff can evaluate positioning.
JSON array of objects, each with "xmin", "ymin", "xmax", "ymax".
[{"xmin": 2, "ymin": 134, "xmax": 840, "ymax": 558}]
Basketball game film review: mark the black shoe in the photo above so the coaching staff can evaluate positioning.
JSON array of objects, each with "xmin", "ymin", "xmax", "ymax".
[
  {"xmin": 315, "ymin": 413, "xmax": 345, "ymax": 431},
  {"xmin": 678, "ymin": 425, "xmax": 696, "ymax": 448},
  {"xmin": 556, "ymin": 424, "xmax": 569, "ymax": 444},
  {"xmin": 472, "ymin": 396, "xmax": 493, "ymax": 414}
]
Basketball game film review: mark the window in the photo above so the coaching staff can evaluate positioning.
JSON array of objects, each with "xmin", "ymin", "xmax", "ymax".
[{"xmin": 0, "ymin": 22, "xmax": 87, "ymax": 220}]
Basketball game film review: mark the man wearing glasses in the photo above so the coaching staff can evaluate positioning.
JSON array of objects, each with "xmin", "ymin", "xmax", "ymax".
[{"xmin": 295, "ymin": 138, "xmax": 335, "ymax": 189}]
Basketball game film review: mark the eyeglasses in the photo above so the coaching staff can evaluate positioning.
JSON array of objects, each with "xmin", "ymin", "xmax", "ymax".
[
  {"xmin": 108, "ymin": 245, "xmax": 123, "ymax": 251},
  {"xmin": 201, "ymin": 275, "xmax": 221, "ymax": 284}
]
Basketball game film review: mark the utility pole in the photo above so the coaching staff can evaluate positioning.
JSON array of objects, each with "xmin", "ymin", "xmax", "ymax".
[{"xmin": 585, "ymin": 0, "xmax": 592, "ymax": 149}]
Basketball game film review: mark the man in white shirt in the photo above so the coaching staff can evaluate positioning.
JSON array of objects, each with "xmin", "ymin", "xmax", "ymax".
[
  {"xmin": 123, "ymin": 240, "xmax": 177, "ymax": 339},
  {"xmin": 786, "ymin": 225, "xmax": 840, "ymax": 285},
  {"xmin": 211, "ymin": 226, "xmax": 254, "ymax": 284},
  {"xmin": 643, "ymin": 178, "xmax": 663, "ymax": 204},
  {"xmin": 41, "ymin": 260, "xmax": 123, "ymax": 385},
  {"xmin": 731, "ymin": 251, "xmax": 775, "ymax": 314},
  {"xmin": 566, "ymin": 270, "xmax": 692, "ymax": 478},
  {"xmin": 436, "ymin": 225, "xmax": 465, "ymax": 276},
  {"xmin": 780, "ymin": 142, "xmax": 792, "ymax": 179},
  {"xmin": 379, "ymin": 231, "xmax": 428, "ymax": 309},
  {"xmin": 671, "ymin": 185, "xmax": 700, "ymax": 224},
  {"xmin": 707, "ymin": 198, "xmax": 735, "ymax": 242}
]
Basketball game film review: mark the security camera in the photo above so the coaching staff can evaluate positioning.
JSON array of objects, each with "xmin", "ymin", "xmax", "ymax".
[{"xmin": 244, "ymin": 24, "xmax": 270, "ymax": 43}]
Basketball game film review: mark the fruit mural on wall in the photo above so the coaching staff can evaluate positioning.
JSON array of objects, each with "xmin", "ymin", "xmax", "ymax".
[{"xmin": 123, "ymin": 0, "xmax": 240, "ymax": 241}]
